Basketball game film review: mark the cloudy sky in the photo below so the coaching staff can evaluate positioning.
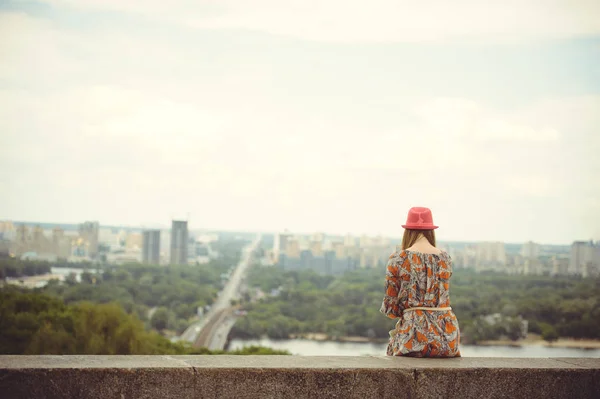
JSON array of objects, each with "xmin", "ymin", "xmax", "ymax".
[{"xmin": 1, "ymin": 1, "xmax": 599, "ymax": 244}]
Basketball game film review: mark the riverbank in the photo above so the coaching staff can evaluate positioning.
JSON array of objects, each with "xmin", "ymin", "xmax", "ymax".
[
  {"xmin": 290, "ymin": 333, "xmax": 388, "ymax": 344},
  {"xmin": 288, "ymin": 333, "xmax": 600, "ymax": 350},
  {"xmin": 478, "ymin": 337, "xmax": 600, "ymax": 350},
  {"xmin": 229, "ymin": 337, "xmax": 600, "ymax": 358}
]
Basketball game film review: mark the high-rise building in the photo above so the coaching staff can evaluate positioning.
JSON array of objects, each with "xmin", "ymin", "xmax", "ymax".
[
  {"xmin": 520, "ymin": 241, "xmax": 540, "ymax": 259},
  {"xmin": 311, "ymin": 232, "xmax": 325, "ymax": 243},
  {"xmin": 332, "ymin": 242, "xmax": 346, "ymax": 259},
  {"xmin": 359, "ymin": 235, "xmax": 371, "ymax": 248},
  {"xmin": 31, "ymin": 225, "xmax": 50, "ymax": 253},
  {"xmin": 0, "ymin": 221, "xmax": 15, "ymax": 237},
  {"xmin": 170, "ymin": 220, "xmax": 188, "ymax": 265},
  {"xmin": 126, "ymin": 233, "xmax": 143, "ymax": 249},
  {"xmin": 344, "ymin": 234, "xmax": 356, "ymax": 247},
  {"xmin": 142, "ymin": 230, "xmax": 161, "ymax": 265},
  {"xmin": 16, "ymin": 225, "xmax": 30, "ymax": 244},
  {"xmin": 52, "ymin": 227, "xmax": 71, "ymax": 258},
  {"xmin": 12, "ymin": 225, "xmax": 32, "ymax": 256},
  {"xmin": 551, "ymin": 256, "xmax": 569, "ymax": 276},
  {"xmin": 310, "ymin": 240, "xmax": 323, "ymax": 256},
  {"xmin": 523, "ymin": 258, "xmax": 543, "ymax": 275},
  {"xmin": 569, "ymin": 241, "xmax": 599, "ymax": 277},
  {"xmin": 476, "ymin": 242, "xmax": 506, "ymax": 272},
  {"xmin": 79, "ymin": 221, "xmax": 99, "ymax": 258},
  {"xmin": 273, "ymin": 232, "xmax": 290, "ymax": 263},
  {"xmin": 285, "ymin": 238, "xmax": 300, "ymax": 258}
]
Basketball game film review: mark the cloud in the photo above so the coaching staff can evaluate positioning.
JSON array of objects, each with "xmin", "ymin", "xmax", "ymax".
[
  {"xmin": 414, "ymin": 98, "xmax": 561, "ymax": 142},
  {"xmin": 0, "ymin": 7, "xmax": 599, "ymax": 243},
  {"xmin": 503, "ymin": 175, "xmax": 553, "ymax": 197},
  {"xmin": 39, "ymin": 0, "xmax": 600, "ymax": 43}
]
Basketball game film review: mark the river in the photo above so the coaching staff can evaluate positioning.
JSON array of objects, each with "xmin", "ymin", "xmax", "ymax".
[{"xmin": 229, "ymin": 338, "xmax": 600, "ymax": 357}]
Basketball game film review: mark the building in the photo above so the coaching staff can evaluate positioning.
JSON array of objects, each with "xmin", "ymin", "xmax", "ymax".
[
  {"xmin": 359, "ymin": 235, "xmax": 371, "ymax": 247},
  {"xmin": 569, "ymin": 241, "xmax": 599, "ymax": 277},
  {"xmin": 311, "ymin": 232, "xmax": 325, "ymax": 243},
  {"xmin": 79, "ymin": 221, "xmax": 99, "ymax": 258},
  {"xmin": 551, "ymin": 256, "xmax": 569, "ymax": 276},
  {"xmin": 13, "ymin": 225, "xmax": 31, "ymax": 255},
  {"xmin": 475, "ymin": 242, "xmax": 506, "ymax": 272},
  {"xmin": 272, "ymin": 230, "xmax": 398, "ymax": 274},
  {"xmin": 52, "ymin": 227, "xmax": 72, "ymax": 259},
  {"xmin": 0, "ymin": 240, "xmax": 9, "ymax": 256},
  {"xmin": 523, "ymin": 258, "xmax": 543, "ymax": 276},
  {"xmin": 273, "ymin": 232, "xmax": 290, "ymax": 263},
  {"xmin": 359, "ymin": 248, "xmax": 384, "ymax": 269},
  {"xmin": 310, "ymin": 240, "xmax": 323, "ymax": 256},
  {"xmin": 278, "ymin": 248, "xmax": 357, "ymax": 275},
  {"xmin": 332, "ymin": 242, "xmax": 346, "ymax": 259},
  {"xmin": 9, "ymin": 224, "xmax": 54, "ymax": 257},
  {"xmin": 142, "ymin": 230, "xmax": 161, "ymax": 265},
  {"xmin": 188, "ymin": 239, "xmax": 215, "ymax": 265},
  {"xmin": 126, "ymin": 233, "xmax": 143, "ymax": 250},
  {"xmin": 520, "ymin": 241, "xmax": 540, "ymax": 259},
  {"xmin": 285, "ymin": 238, "xmax": 301, "ymax": 258},
  {"xmin": 344, "ymin": 234, "xmax": 356, "ymax": 247},
  {"xmin": 170, "ymin": 220, "xmax": 188, "ymax": 265},
  {"xmin": 30, "ymin": 225, "xmax": 53, "ymax": 253},
  {"xmin": 455, "ymin": 245, "xmax": 477, "ymax": 269},
  {"xmin": 0, "ymin": 221, "xmax": 16, "ymax": 241},
  {"xmin": 105, "ymin": 248, "xmax": 141, "ymax": 265}
]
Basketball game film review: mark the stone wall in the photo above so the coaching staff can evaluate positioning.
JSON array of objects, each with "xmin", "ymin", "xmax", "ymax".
[{"xmin": 1, "ymin": 355, "xmax": 599, "ymax": 399}]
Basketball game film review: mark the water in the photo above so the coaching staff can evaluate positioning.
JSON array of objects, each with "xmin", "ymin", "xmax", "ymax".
[{"xmin": 229, "ymin": 338, "xmax": 600, "ymax": 357}]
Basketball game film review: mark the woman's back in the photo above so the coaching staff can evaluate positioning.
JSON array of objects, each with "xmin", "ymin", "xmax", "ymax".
[
  {"xmin": 380, "ymin": 207, "xmax": 461, "ymax": 357},
  {"xmin": 392, "ymin": 249, "xmax": 452, "ymax": 309}
]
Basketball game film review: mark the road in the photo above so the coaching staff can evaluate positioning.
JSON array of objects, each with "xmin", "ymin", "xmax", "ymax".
[
  {"xmin": 206, "ymin": 314, "xmax": 238, "ymax": 350},
  {"xmin": 179, "ymin": 235, "xmax": 261, "ymax": 346}
]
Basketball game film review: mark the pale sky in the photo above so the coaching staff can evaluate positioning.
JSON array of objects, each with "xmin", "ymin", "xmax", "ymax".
[{"xmin": 1, "ymin": 1, "xmax": 599, "ymax": 244}]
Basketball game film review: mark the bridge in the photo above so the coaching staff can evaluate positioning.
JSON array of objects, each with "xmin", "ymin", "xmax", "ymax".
[
  {"xmin": 179, "ymin": 235, "xmax": 261, "ymax": 350},
  {"xmin": 194, "ymin": 307, "xmax": 237, "ymax": 349}
]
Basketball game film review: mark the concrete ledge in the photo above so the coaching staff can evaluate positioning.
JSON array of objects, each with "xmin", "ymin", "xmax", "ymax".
[{"xmin": 1, "ymin": 356, "xmax": 599, "ymax": 399}]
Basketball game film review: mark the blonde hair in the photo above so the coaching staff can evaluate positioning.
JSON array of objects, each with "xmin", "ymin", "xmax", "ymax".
[{"xmin": 401, "ymin": 229, "xmax": 436, "ymax": 250}]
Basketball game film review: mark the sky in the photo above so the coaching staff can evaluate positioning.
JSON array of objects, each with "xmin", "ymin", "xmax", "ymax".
[{"xmin": 1, "ymin": 1, "xmax": 599, "ymax": 244}]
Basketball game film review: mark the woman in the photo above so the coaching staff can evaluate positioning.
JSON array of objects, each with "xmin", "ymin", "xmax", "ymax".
[{"xmin": 380, "ymin": 206, "xmax": 461, "ymax": 357}]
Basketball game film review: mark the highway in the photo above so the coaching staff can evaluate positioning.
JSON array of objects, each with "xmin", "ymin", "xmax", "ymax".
[{"xmin": 179, "ymin": 235, "xmax": 261, "ymax": 347}]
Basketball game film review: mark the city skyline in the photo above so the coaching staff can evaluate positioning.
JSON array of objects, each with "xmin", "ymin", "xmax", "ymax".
[
  {"xmin": 0, "ymin": 217, "xmax": 591, "ymax": 247},
  {"xmin": 1, "ymin": 1, "xmax": 599, "ymax": 245},
  {"xmin": 3, "ymin": 218, "xmax": 598, "ymax": 276}
]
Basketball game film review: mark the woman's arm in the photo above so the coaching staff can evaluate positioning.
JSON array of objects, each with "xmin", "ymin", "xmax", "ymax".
[{"xmin": 379, "ymin": 251, "xmax": 406, "ymax": 319}]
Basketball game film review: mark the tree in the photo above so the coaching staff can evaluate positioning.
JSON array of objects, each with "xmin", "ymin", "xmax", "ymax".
[
  {"xmin": 504, "ymin": 317, "xmax": 524, "ymax": 341},
  {"xmin": 541, "ymin": 324, "xmax": 559, "ymax": 343},
  {"xmin": 65, "ymin": 273, "xmax": 77, "ymax": 286},
  {"xmin": 150, "ymin": 307, "xmax": 169, "ymax": 331},
  {"xmin": 80, "ymin": 271, "xmax": 94, "ymax": 284}
]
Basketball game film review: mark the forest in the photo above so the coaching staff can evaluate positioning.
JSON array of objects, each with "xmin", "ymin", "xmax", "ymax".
[
  {"xmin": 0, "ymin": 288, "xmax": 287, "ymax": 355},
  {"xmin": 0, "ymin": 239, "xmax": 287, "ymax": 355},
  {"xmin": 2, "ymin": 244, "xmax": 599, "ymax": 354},
  {"xmin": 1, "ymin": 239, "xmax": 248, "ymax": 336},
  {"xmin": 231, "ymin": 265, "xmax": 600, "ymax": 343}
]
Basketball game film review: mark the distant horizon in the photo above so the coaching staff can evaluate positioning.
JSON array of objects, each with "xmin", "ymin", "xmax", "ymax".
[{"xmin": 1, "ymin": 218, "xmax": 580, "ymax": 247}]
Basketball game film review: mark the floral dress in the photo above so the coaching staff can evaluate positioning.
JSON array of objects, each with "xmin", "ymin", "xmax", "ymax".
[{"xmin": 380, "ymin": 248, "xmax": 461, "ymax": 357}]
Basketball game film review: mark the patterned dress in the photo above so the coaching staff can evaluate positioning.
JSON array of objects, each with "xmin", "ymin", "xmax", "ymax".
[{"xmin": 380, "ymin": 248, "xmax": 461, "ymax": 357}]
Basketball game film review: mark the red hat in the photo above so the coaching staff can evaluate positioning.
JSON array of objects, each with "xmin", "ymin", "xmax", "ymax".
[{"xmin": 402, "ymin": 207, "xmax": 439, "ymax": 230}]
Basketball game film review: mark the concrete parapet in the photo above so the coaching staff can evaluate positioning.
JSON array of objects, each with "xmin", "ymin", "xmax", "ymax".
[{"xmin": 1, "ymin": 356, "xmax": 599, "ymax": 398}]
